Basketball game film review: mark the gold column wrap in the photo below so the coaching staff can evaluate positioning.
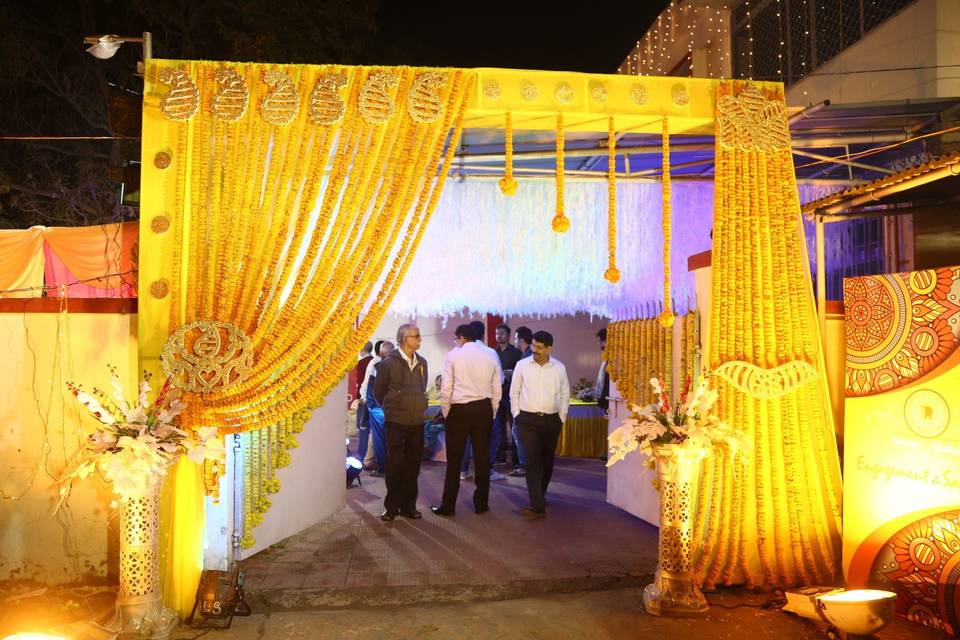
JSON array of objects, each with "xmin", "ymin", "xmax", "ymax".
[
  {"xmin": 694, "ymin": 81, "xmax": 843, "ymax": 588},
  {"xmin": 644, "ymin": 444, "xmax": 710, "ymax": 617}
]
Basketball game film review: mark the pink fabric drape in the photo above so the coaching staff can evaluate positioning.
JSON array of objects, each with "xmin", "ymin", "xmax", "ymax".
[{"xmin": 0, "ymin": 222, "xmax": 138, "ymax": 298}]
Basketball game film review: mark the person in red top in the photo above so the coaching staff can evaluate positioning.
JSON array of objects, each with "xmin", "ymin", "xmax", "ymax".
[{"xmin": 354, "ymin": 341, "xmax": 374, "ymax": 462}]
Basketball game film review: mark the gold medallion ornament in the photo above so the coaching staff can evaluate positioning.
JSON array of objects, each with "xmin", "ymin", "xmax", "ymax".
[
  {"xmin": 158, "ymin": 66, "xmax": 199, "ymax": 121},
  {"xmin": 150, "ymin": 215, "xmax": 170, "ymax": 234},
  {"xmin": 161, "ymin": 321, "xmax": 255, "ymax": 393},
  {"xmin": 712, "ymin": 360, "xmax": 820, "ymax": 399},
  {"xmin": 630, "ymin": 84, "xmax": 649, "ymax": 106},
  {"xmin": 520, "ymin": 81, "xmax": 539, "ymax": 102},
  {"xmin": 359, "ymin": 70, "xmax": 399, "ymax": 124},
  {"xmin": 671, "ymin": 84, "xmax": 690, "ymax": 106},
  {"xmin": 554, "ymin": 82, "xmax": 574, "ymax": 104},
  {"xmin": 308, "ymin": 72, "xmax": 348, "ymax": 125},
  {"xmin": 213, "ymin": 67, "xmax": 249, "ymax": 121},
  {"xmin": 407, "ymin": 72, "xmax": 446, "ymax": 124},
  {"xmin": 591, "ymin": 82, "xmax": 608, "ymax": 104},
  {"xmin": 716, "ymin": 83, "xmax": 790, "ymax": 152},
  {"xmin": 482, "ymin": 80, "xmax": 501, "ymax": 100},
  {"xmin": 153, "ymin": 151, "xmax": 172, "ymax": 169},
  {"xmin": 149, "ymin": 279, "xmax": 169, "ymax": 299},
  {"xmin": 261, "ymin": 69, "xmax": 300, "ymax": 126}
]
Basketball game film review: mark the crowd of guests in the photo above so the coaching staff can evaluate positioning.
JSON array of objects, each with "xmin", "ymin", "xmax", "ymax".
[{"xmin": 352, "ymin": 321, "xmax": 577, "ymax": 521}]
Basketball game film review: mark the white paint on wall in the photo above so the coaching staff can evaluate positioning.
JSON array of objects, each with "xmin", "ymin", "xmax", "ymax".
[{"xmin": 240, "ymin": 378, "xmax": 348, "ymax": 558}]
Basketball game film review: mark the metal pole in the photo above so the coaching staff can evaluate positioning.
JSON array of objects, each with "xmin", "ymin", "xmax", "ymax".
[{"xmin": 816, "ymin": 215, "xmax": 827, "ymax": 348}]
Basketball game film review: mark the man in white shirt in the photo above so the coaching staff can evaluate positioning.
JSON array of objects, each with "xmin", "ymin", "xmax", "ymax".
[
  {"xmin": 432, "ymin": 324, "xmax": 502, "ymax": 517},
  {"xmin": 509, "ymin": 330, "xmax": 571, "ymax": 519}
]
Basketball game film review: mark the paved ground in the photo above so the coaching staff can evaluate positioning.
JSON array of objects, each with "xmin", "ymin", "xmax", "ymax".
[
  {"xmin": 0, "ymin": 458, "xmax": 943, "ymax": 639},
  {"xmin": 239, "ymin": 457, "xmax": 658, "ymax": 597}
]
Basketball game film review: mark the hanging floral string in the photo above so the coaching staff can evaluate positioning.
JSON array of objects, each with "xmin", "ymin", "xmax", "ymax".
[
  {"xmin": 659, "ymin": 117, "xmax": 674, "ymax": 328},
  {"xmin": 551, "ymin": 112, "xmax": 570, "ymax": 233},
  {"xmin": 604, "ymin": 116, "xmax": 621, "ymax": 284},
  {"xmin": 499, "ymin": 110, "xmax": 518, "ymax": 196}
]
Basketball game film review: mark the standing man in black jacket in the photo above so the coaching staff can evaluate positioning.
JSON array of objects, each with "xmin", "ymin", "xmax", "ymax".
[{"xmin": 373, "ymin": 323, "xmax": 428, "ymax": 522}]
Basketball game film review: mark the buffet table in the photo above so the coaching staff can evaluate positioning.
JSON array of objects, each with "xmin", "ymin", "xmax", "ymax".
[{"xmin": 556, "ymin": 402, "xmax": 607, "ymax": 458}]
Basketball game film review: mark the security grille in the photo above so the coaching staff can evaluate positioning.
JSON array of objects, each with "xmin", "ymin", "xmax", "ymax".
[{"xmin": 732, "ymin": 0, "xmax": 917, "ymax": 85}]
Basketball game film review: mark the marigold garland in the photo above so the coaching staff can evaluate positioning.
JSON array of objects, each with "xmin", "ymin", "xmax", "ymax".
[
  {"xmin": 604, "ymin": 116, "xmax": 621, "ymax": 284},
  {"xmin": 659, "ymin": 117, "xmax": 674, "ymax": 328},
  {"xmin": 150, "ymin": 63, "xmax": 475, "ymax": 547},
  {"xmin": 499, "ymin": 110, "xmax": 517, "ymax": 196},
  {"xmin": 695, "ymin": 81, "xmax": 842, "ymax": 589},
  {"xmin": 551, "ymin": 112, "xmax": 570, "ymax": 233}
]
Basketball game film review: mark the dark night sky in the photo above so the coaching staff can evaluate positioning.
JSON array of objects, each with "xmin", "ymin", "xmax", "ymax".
[{"xmin": 377, "ymin": 2, "xmax": 670, "ymax": 73}]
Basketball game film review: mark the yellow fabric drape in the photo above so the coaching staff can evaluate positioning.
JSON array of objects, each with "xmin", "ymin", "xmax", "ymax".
[
  {"xmin": 44, "ymin": 222, "xmax": 138, "ymax": 290},
  {"xmin": 694, "ymin": 81, "xmax": 842, "ymax": 589},
  {"xmin": 0, "ymin": 227, "xmax": 45, "ymax": 297},
  {"xmin": 140, "ymin": 61, "xmax": 474, "ymax": 613},
  {"xmin": 159, "ymin": 457, "xmax": 205, "ymax": 617}
]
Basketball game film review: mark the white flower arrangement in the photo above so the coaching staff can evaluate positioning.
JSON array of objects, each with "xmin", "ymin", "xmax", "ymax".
[
  {"xmin": 606, "ymin": 375, "xmax": 748, "ymax": 468},
  {"xmin": 57, "ymin": 368, "xmax": 225, "ymax": 506}
]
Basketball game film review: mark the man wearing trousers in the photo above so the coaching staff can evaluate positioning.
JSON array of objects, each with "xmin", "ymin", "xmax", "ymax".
[
  {"xmin": 433, "ymin": 324, "xmax": 502, "ymax": 516},
  {"xmin": 509, "ymin": 330, "xmax": 570, "ymax": 519},
  {"xmin": 373, "ymin": 324, "xmax": 428, "ymax": 522}
]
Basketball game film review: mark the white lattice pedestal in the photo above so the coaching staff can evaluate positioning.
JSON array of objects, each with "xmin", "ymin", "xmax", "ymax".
[
  {"xmin": 643, "ymin": 444, "xmax": 710, "ymax": 617},
  {"xmin": 103, "ymin": 484, "xmax": 178, "ymax": 639}
]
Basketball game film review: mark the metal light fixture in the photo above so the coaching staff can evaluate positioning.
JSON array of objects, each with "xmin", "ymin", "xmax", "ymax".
[
  {"xmin": 815, "ymin": 589, "xmax": 897, "ymax": 636},
  {"xmin": 83, "ymin": 32, "xmax": 152, "ymax": 74}
]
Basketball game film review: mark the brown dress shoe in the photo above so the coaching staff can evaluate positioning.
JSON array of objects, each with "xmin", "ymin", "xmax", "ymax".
[{"xmin": 521, "ymin": 507, "xmax": 545, "ymax": 519}]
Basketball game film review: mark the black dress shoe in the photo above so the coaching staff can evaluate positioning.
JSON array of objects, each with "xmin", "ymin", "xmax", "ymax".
[
  {"xmin": 400, "ymin": 508, "xmax": 423, "ymax": 519},
  {"xmin": 380, "ymin": 509, "xmax": 399, "ymax": 522},
  {"xmin": 474, "ymin": 503, "xmax": 489, "ymax": 514},
  {"xmin": 431, "ymin": 505, "xmax": 455, "ymax": 517}
]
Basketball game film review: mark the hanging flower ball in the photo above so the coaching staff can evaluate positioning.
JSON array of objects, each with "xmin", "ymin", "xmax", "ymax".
[
  {"xmin": 604, "ymin": 266, "xmax": 621, "ymax": 283},
  {"xmin": 658, "ymin": 310, "xmax": 675, "ymax": 328},
  {"xmin": 240, "ymin": 533, "xmax": 257, "ymax": 548},
  {"xmin": 498, "ymin": 176, "xmax": 518, "ymax": 196},
  {"xmin": 551, "ymin": 214, "xmax": 570, "ymax": 233},
  {"xmin": 265, "ymin": 478, "xmax": 281, "ymax": 493}
]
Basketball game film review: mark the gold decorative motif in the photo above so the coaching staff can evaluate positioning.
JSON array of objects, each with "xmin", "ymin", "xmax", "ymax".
[
  {"xmin": 407, "ymin": 72, "xmax": 446, "ymax": 124},
  {"xmin": 150, "ymin": 215, "xmax": 170, "ymax": 234},
  {"xmin": 630, "ymin": 84, "xmax": 649, "ymax": 106},
  {"xmin": 717, "ymin": 84, "xmax": 790, "ymax": 152},
  {"xmin": 520, "ymin": 81, "xmax": 539, "ymax": 102},
  {"xmin": 161, "ymin": 320, "xmax": 255, "ymax": 393},
  {"xmin": 482, "ymin": 80, "xmax": 501, "ymax": 100},
  {"xmin": 213, "ymin": 67, "xmax": 249, "ymax": 121},
  {"xmin": 554, "ymin": 82, "xmax": 574, "ymax": 104},
  {"xmin": 359, "ymin": 70, "xmax": 399, "ymax": 124},
  {"xmin": 149, "ymin": 279, "xmax": 169, "ymax": 299},
  {"xmin": 591, "ymin": 82, "xmax": 608, "ymax": 104},
  {"xmin": 153, "ymin": 151, "xmax": 172, "ymax": 169},
  {"xmin": 712, "ymin": 359, "xmax": 820, "ymax": 399},
  {"xmin": 308, "ymin": 72, "xmax": 348, "ymax": 125},
  {"xmin": 158, "ymin": 66, "xmax": 199, "ymax": 121},
  {"xmin": 261, "ymin": 69, "xmax": 300, "ymax": 126},
  {"xmin": 671, "ymin": 84, "xmax": 690, "ymax": 106}
]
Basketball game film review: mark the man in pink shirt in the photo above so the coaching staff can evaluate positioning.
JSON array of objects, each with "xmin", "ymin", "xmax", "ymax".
[{"xmin": 432, "ymin": 324, "xmax": 502, "ymax": 516}]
